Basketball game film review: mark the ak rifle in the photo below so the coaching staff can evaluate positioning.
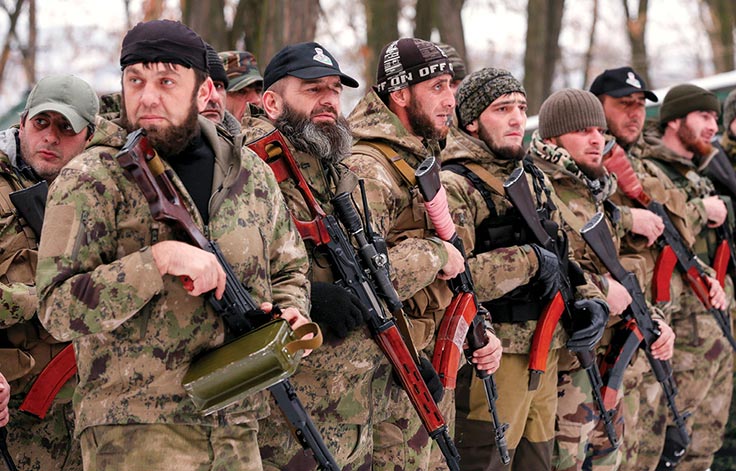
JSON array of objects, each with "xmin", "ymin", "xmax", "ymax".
[
  {"xmin": 247, "ymin": 131, "xmax": 462, "ymax": 471},
  {"xmin": 115, "ymin": 129, "xmax": 339, "ymax": 471},
  {"xmin": 415, "ymin": 156, "xmax": 510, "ymax": 465},
  {"xmin": 504, "ymin": 166, "xmax": 618, "ymax": 448},
  {"xmin": 580, "ymin": 212, "xmax": 690, "ymax": 446}
]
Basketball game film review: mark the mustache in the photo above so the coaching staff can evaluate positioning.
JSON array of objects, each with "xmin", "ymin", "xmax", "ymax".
[{"xmin": 311, "ymin": 105, "xmax": 338, "ymax": 119}]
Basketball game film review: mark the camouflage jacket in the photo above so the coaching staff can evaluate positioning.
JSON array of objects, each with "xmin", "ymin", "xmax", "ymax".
[
  {"xmin": 240, "ymin": 111, "xmax": 388, "ymax": 427},
  {"xmin": 439, "ymin": 127, "xmax": 604, "ymax": 354},
  {"xmin": 0, "ymin": 127, "xmax": 72, "ymax": 395},
  {"xmin": 36, "ymin": 116, "xmax": 310, "ymax": 434},
  {"xmin": 345, "ymin": 89, "xmax": 452, "ymax": 351},
  {"xmin": 641, "ymin": 126, "xmax": 719, "ymax": 261}
]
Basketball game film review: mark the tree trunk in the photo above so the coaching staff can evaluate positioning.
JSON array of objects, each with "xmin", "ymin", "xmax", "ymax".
[
  {"xmin": 523, "ymin": 0, "xmax": 564, "ymax": 114},
  {"xmin": 622, "ymin": 0, "xmax": 650, "ymax": 87},
  {"xmin": 363, "ymin": 0, "xmax": 399, "ymax": 87},
  {"xmin": 700, "ymin": 0, "xmax": 735, "ymax": 73},
  {"xmin": 582, "ymin": 0, "xmax": 598, "ymax": 87},
  {"xmin": 436, "ymin": 0, "xmax": 467, "ymax": 65},
  {"xmin": 414, "ymin": 0, "xmax": 436, "ymax": 40},
  {"xmin": 182, "ymin": 0, "xmax": 228, "ymax": 49},
  {"xmin": 255, "ymin": 0, "xmax": 320, "ymax": 65},
  {"xmin": 142, "ymin": 0, "xmax": 164, "ymax": 22},
  {"xmin": 23, "ymin": 0, "xmax": 35, "ymax": 84},
  {"xmin": 0, "ymin": 0, "xmax": 26, "ymax": 92}
]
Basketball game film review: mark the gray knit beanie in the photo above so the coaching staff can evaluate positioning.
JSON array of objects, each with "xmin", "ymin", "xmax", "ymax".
[
  {"xmin": 455, "ymin": 67, "xmax": 525, "ymax": 129},
  {"xmin": 723, "ymin": 88, "xmax": 736, "ymax": 130},
  {"xmin": 538, "ymin": 88, "xmax": 607, "ymax": 139},
  {"xmin": 659, "ymin": 84, "xmax": 719, "ymax": 126}
]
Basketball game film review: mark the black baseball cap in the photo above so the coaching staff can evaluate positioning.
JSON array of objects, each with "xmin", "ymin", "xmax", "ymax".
[
  {"xmin": 263, "ymin": 42, "xmax": 359, "ymax": 91},
  {"xmin": 589, "ymin": 66, "xmax": 658, "ymax": 102}
]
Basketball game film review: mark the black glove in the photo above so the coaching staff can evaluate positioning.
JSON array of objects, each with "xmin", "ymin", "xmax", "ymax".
[
  {"xmin": 310, "ymin": 282, "xmax": 370, "ymax": 339},
  {"xmin": 530, "ymin": 244, "xmax": 561, "ymax": 300},
  {"xmin": 566, "ymin": 299, "xmax": 609, "ymax": 352},
  {"xmin": 418, "ymin": 357, "xmax": 445, "ymax": 404}
]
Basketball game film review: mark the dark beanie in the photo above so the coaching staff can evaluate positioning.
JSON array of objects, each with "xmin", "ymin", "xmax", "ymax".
[
  {"xmin": 205, "ymin": 43, "xmax": 228, "ymax": 88},
  {"xmin": 120, "ymin": 20, "xmax": 208, "ymax": 73},
  {"xmin": 723, "ymin": 88, "xmax": 736, "ymax": 130},
  {"xmin": 456, "ymin": 68, "xmax": 525, "ymax": 129},
  {"xmin": 435, "ymin": 42, "xmax": 466, "ymax": 81},
  {"xmin": 659, "ymin": 84, "xmax": 719, "ymax": 126},
  {"xmin": 374, "ymin": 38, "xmax": 453, "ymax": 96},
  {"xmin": 538, "ymin": 89, "xmax": 607, "ymax": 139}
]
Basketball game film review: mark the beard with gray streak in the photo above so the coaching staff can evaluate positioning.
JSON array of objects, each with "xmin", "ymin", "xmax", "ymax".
[{"xmin": 273, "ymin": 103, "xmax": 352, "ymax": 165}]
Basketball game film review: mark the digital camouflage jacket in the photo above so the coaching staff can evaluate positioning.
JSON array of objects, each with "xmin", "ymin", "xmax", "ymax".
[{"xmin": 36, "ymin": 115, "xmax": 310, "ymax": 435}]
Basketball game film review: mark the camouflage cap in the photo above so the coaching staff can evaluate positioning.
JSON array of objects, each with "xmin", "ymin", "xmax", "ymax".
[
  {"xmin": 24, "ymin": 74, "xmax": 99, "ymax": 133},
  {"xmin": 219, "ymin": 51, "xmax": 263, "ymax": 92},
  {"xmin": 434, "ymin": 42, "xmax": 466, "ymax": 81},
  {"xmin": 456, "ymin": 67, "xmax": 525, "ymax": 129}
]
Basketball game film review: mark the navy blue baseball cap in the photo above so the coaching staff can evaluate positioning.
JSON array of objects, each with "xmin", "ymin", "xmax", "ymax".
[
  {"xmin": 263, "ymin": 42, "xmax": 359, "ymax": 91},
  {"xmin": 589, "ymin": 66, "xmax": 658, "ymax": 102}
]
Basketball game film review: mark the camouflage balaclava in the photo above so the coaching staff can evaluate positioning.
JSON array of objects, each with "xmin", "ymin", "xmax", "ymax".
[{"xmin": 455, "ymin": 67, "xmax": 525, "ymax": 129}]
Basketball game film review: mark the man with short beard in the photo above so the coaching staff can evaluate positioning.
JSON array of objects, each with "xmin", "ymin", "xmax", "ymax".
[
  {"xmin": 441, "ymin": 70, "xmax": 609, "ymax": 471},
  {"xmin": 346, "ymin": 39, "xmax": 503, "ymax": 471},
  {"xmin": 638, "ymin": 83, "xmax": 733, "ymax": 471},
  {"xmin": 236, "ymin": 41, "xmax": 389, "ymax": 471},
  {"xmin": 35, "ymin": 20, "xmax": 311, "ymax": 471}
]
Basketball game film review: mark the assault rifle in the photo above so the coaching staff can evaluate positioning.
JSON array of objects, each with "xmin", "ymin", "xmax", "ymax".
[
  {"xmin": 0, "ymin": 428, "xmax": 17, "ymax": 471},
  {"xmin": 115, "ymin": 129, "xmax": 339, "ymax": 471},
  {"xmin": 603, "ymin": 146, "xmax": 736, "ymax": 352},
  {"xmin": 504, "ymin": 166, "xmax": 618, "ymax": 448},
  {"xmin": 581, "ymin": 212, "xmax": 690, "ymax": 446},
  {"xmin": 247, "ymin": 131, "xmax": 462, "ymax": 471},
  {"xmin": 414, "ymin": 156, "xmax": 509, "ymax": 465}
]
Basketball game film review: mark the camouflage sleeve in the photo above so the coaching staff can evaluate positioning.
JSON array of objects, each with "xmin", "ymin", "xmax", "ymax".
[
  {"xmin": 0, "ymin": 181, "xmax": 37, "ymax": 326},
  {"xmin": 260, "ymin": 158, "xmax": 310, "ymax": 317},
  {"xmin": 442, "ymin": 170, "xmax": 538, "ymax": 302},
  {"xmin": 617, "ymin": 204, "xmax": 634, "ymax": 236},
  {"xmin": 685, "ymin": 198, "xmax": 709, "ymax": 234},
  {"xmin": 36, "ymin": 154, "xmax": 165, "ymax": 342},
  {"xmin": 345, "ymin": 155, "xmax": 447, "ymax": 301}
]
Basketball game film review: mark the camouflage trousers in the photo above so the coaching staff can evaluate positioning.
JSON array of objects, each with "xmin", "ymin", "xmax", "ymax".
[
  {"xmin": 258, "ymin": 327, "xmax": 385, "ymax": 471},
  {"xmin": 427, "ymin": 387, "xmax": 455, "ymax": 471},
  {"xmin": 372, "ymin": 359, "xmax": 432, "ymax": 470},
  {"xmin": 618, "ymin": 352, "xmax": 663, "ymax": 471},
  {"xmin": 6, "ymin": 396, "xmax": 82, "ymax": 471},
  {"xmin": 551, "ymin": 362, "xmax": 624, "ymax": 471},
  {"xmin": 79, "ymin": 423, "xmax": 261, "ymax": 471},
  {"xmin": 455, "ymin": 350, "xmax": 559, "ymax": 471}
]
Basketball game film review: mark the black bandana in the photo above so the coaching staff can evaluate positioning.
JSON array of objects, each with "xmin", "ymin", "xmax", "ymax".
[{"xmin": 120, "ymin": 20, "xmax": 208, "ymax": 73}]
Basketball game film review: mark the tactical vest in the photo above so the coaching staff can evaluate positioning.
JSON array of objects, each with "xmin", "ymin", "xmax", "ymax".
[{"xmin": 443, "ymin": 159, "xmax": 581, "ymax": 323}]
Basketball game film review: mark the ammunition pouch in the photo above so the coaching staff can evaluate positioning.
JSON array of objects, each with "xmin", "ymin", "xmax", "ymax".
[{"xmin": 183, "ymin": 319, "xmax": 321, "ymax": 415}]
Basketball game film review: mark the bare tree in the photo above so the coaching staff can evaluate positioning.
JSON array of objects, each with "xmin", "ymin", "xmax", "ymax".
[
  {"xmin": 0, "ymin": 0, "xmax": 26, "ymax": 91},
  {"xmin": 622, "ymin": 0, "xmax": 650, "ymax": 86},
  {"xmin": 182, "ymin": 0, "xmax": 228, "ymax": 49},
  {"xmin": 582, "ymin": 0, "xmax": 599, "ymax": 87},
  {"xmin": 699, "ymin": 0, "xmax": 735, "ymax": 73},
  {"xmin": 523, "ymin": 0, "xmax": 564, "ymax": 114},
  {"xmin": 413, "ymin": 0, "xmax": 467, "ymax": 68},
  {"xmin": 363, "ymin": 0, "xmax": 399, "ymax": 87}
]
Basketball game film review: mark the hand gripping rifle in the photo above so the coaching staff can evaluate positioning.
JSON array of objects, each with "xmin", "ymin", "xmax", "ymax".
[
  {"xmin": 114, "ymin": 129, "xmax": 338, "ymax": 471},
  {"xmin": 581, "ymin": 212, "xmax": 690, "ymax": 446},
  {"xmin": 414, "ymin": 156, "xmax": 510, "ymax": 464},
  {"xmin": 503, "ymin": 166, "xmax": 619, "ymax": 448},
  {"xmin": 247, "ymin": 130, "xmax": 462, "ymax": 470},
  {"xmin": 603, "ymin": 146, "xmax": 736, "ymax": 351}
]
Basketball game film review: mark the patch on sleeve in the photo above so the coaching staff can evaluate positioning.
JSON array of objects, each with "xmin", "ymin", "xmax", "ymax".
[{"xmin": 40, "ymin": 204, "xmax": 78, "ymax": 257}]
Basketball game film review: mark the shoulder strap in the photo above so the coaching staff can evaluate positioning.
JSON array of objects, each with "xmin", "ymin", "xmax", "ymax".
[
  {"xmin": 359, "ymin": 141, "xmax": 416, "ymax": 186},
  {"xmin": 442, "ymin": 162, "xmax": 498, "ymax": 219}
]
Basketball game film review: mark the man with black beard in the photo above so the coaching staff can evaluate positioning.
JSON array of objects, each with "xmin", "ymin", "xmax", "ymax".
[
  {"xmin": 36, "ymin": 20, "xmax": 311, "ymax": 470},
  {"xmin": 638, "ymin": 84, "xmax": 733, "ymax": 471},
  {"xmin": 441, "ymin": 71, "xmax": 609, "ymax": 471},
  {"xmin": 237, "ymin": 42, "xmax": 393, "ymax": 471}
]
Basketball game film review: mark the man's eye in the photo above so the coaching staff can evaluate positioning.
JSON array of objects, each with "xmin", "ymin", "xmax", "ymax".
[
  {"xmin": 162, "ymin": 78, "xmax": 174, "ymax": 86},
  {"xmin": 33, "ymin": 118, "xmax": 48, "ymax": 128}
]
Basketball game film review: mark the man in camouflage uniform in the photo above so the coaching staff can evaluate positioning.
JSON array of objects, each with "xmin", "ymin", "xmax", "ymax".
[
  {"xmin": 219, "ymin": 50, "xmax": 264, "ymax": 119},
  {"xmin": 0, "ymin": 74, "xmax": 98, "ymax": 471},
  {"xmin": 531, "ymin": 88, "xmax": 677, "ymax": 471},
  {"xmin": 638, "ymin": 84, "xmax": 732, "ymax": 471},
  {"xmin": 440, "ymin": 69, "xmax": 609, "ymax": 471},
  {"xmin": 35, "ymin": 20, "xmax": 311, "ymax": 471},
  {"xmin": 345, "ymin": 38, "xmax": 503, "ymax": 470},
  {"xmin": 201, "ymin": 44, "xmax": 242, "ymax": 136},
  {"xmin": 591, "ymin": 66, "xmax": 688, "ymax": 471},
  {"xmin": 239, "ymin": 41, "xmax": 387, "ymax": 471}
]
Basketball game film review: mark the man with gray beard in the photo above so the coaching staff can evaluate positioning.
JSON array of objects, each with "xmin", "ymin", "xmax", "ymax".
[{"xmin": 239, "ymin": 42, "xmax": 393, "ymax": 471}]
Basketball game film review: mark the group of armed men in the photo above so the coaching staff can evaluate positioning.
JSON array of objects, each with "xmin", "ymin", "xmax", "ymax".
[{"xmin": 1, "ymin": 17, "xmax": 736, "ymax": 471}]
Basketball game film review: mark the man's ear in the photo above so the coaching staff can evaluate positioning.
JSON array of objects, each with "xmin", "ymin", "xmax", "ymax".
[
  {"xmin": 465, "ymin": 119, "xmax": 479, "ymax": 136},
  {"xmin": 389, "ymin": 88, "xmax": 410, "ymax": 109},
  {"xmin": 262, "ymin": 90, "xmax": 283, "ymax": 121},
  {"xmin": 196, "ymin": 77, "xmax": 214, "ymax": 112}
]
